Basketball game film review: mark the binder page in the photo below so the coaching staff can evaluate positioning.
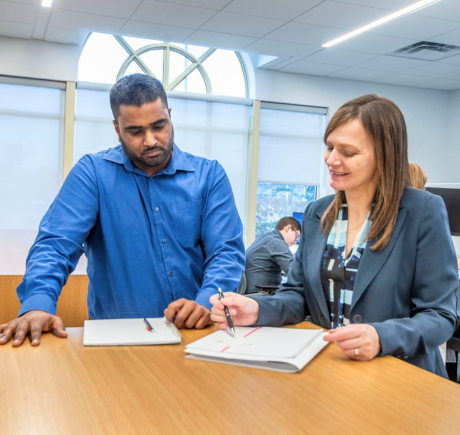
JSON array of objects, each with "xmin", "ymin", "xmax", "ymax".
[
  {"xmin": 83, "ymin": 318, "xmax": 181, "ymax": 346},
  {"xmin": 185, "ymin": 327, "xmax": 324, "ymax": 358}
]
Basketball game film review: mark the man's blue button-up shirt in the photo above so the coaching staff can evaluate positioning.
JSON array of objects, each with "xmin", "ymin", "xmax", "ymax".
[{"xmin": 17, "ymin": 144, "xmax": 245, "ymax": 319}]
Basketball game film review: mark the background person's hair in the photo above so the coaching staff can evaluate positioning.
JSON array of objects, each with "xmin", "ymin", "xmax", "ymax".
[
  {"xmin": 321, "ymin": 94, "xmax": 409, "ymax": 252},
  {"xmin": 408, "ymin": 162, "xmax": 427, "ymax": 190},
  {"xmin": 110, "ymin": 74, "xmax": 169, "ymax": 120},
  {"xmin": 276, "ymin": 216, "xmax": 301, "ymax": 232}
]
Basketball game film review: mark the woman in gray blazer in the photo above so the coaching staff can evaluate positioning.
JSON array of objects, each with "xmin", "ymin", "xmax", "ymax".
[{"xmin": 210, "ymin": 94, "xmax": 458, "ymax": 378}]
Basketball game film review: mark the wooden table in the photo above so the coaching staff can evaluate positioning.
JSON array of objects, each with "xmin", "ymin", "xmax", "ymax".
[{"xmin": 2, "ymin": 322, "xmax": 460, "ymax": 435}]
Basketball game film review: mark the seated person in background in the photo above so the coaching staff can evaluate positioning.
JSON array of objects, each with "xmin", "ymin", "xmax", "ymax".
[
  {"xmin": 408, "ymin": 162, "xmax": 427, "ymax": 190},
  {"xmin": 0, "ymin": 74, "xmax": 245, "ymax": 347},
  {"xmin": 211, "ymin": 94, "xmax": 458, "ymax": 378},
  {"xmin": 244, "ymin": 217, "xmax": 301, "ymax": 294}
]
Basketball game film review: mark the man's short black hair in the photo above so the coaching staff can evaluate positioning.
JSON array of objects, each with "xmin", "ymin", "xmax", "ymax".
[
  {"xmin": 110, "ymin": 74, "xmax": 169, "ymax": 120},
  {"xmin": 276, "ymin": 216, "xmax": 301, "ymax": 232}
]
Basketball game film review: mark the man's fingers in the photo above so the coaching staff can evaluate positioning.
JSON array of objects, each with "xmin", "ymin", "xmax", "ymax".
[
  {"xmin": 174, "ymin": 303, "xmax": 195, "ymax": 328},
  {"xmin": 194, "ymin": 311, "xmax": 213, "ymax": 330},
  {"xmin": 0, "ymin": 324, "xmax": 14, "ymax": 344},
  {"xmin": 52, "ymin": 317, "xmax": 68, "ymax": 338},
  {"xmin": 184, "ymin": 306, "xmax": 203, "ymax": 329},
  {"xmin": 30, "ymin": 322, "xmax": 43, "ymax": 346},
  {"xmin": 164, "ymin": 299, "xmax": 186, "ymax": 322},
  {"xmin": 12, "ymin": 326, "xmax": 29, "ymax": 347}
]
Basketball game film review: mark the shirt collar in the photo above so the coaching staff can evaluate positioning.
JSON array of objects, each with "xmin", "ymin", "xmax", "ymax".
[{"xmin": 103, "ymin": 143, "xmax": 195, "ymax": 177}]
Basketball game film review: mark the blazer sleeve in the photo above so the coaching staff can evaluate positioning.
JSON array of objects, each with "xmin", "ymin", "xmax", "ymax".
[
  {"xmin": 370, "ymin": 194, "xmax": 458, "ymax": 358},
  {"xmin": 249, "ymin": 205, "xmax": 311, "ymax": 326}
]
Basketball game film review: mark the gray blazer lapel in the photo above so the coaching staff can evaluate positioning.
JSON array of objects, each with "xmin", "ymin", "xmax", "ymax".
[
  {"xmin": 305, "ymin": 205, "xmax": 330, "ymax": 322},
  {"xmin": 351, "ymin": 205, "xmax": 408, "ymax": 310}
]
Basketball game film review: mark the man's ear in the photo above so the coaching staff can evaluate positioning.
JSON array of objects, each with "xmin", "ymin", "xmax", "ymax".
[
  {"xmin": 113, "ymin": 120, "xmax": 121, "ymax": 141},
  {"xmin": 168, "ymin": 107, "xmax": 172, "ymax": 119}
]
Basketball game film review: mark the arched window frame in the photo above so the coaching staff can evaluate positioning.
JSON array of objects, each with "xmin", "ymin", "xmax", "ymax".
[{"xmin": 79, "ymin": 33, "xmax": 250, "ymax": 99}]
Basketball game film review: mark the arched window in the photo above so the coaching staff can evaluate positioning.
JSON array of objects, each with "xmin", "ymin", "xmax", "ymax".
[{"xmin": 78, "ymin": 32, "xmax": 249, "ymax": 98}]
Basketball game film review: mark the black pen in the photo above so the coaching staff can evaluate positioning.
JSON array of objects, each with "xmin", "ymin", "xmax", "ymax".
[
  {"xmin": 143, "ymin": 318, "xmax": 154, "ymax": 333},
  {"xmin": 218, "ymin": 287, "xmax": 235, "ymax": 337}
]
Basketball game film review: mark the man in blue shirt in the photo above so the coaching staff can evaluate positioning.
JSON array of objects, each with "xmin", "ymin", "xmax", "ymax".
[{"xmin": 0, "ymin": 74, "xmax": 245, "ymax": 347}]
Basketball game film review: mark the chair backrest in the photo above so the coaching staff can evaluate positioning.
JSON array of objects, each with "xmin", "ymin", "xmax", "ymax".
[{"xmin": 237, "ymin": 273, "xmax": 247, "ymax": 295}]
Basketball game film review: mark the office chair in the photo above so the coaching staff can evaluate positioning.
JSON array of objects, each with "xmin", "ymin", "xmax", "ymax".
[{"xmin": 237, "ymin": 272, "xmax": 280, "ymax": 296}]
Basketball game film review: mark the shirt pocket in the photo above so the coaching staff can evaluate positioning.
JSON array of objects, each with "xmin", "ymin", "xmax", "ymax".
[{"xmin": 171, "ymin": 199, "xmax": 203, "ymax": 246}]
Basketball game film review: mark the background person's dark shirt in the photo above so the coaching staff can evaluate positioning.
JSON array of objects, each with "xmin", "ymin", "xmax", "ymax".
[{"xmin": 245, "ymin": 229, "xmax": 293, "ymax": 294}]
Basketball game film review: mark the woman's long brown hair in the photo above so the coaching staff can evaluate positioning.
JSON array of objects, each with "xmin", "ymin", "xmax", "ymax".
[{"xmin": 321, "ymin": 94, "xmax": 409, "ymax": 252}]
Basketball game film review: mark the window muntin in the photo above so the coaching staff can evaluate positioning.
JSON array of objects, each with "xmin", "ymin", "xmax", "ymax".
[{"xmin": 78, "ymin": 32, "xmax": 248, "ymax": 98}]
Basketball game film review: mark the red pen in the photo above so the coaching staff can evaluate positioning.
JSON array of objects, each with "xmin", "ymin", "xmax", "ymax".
[{"xmin": 143, "ymin": 318, "xmax": 154, "ymax": 332}]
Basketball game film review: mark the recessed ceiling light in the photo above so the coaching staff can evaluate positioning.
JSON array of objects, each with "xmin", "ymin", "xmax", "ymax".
[
  {"xmin": 322, "ymin": 0, "xmax": 441, "ymax": 48},
  {"xmin": 41, "ymin": 0, "xmax": 53, "ymax": 7}
]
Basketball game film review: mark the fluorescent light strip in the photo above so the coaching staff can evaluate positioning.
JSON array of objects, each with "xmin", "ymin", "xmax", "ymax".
[
  {"xmin": 322, "ymin": 0, "xmax": 441, "ymax": 48},
  {"xmin": 41, "ymin": 0, "xmax": 53, "ymax": 7}
]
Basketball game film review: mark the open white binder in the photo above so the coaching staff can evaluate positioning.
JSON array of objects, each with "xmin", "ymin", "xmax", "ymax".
[
  {"xmin": 185, "ymin": 326, "xmax": 329, "ymax": 373},
  {"xmin": 83, "ymin": 318, "xmax": 182, "ymax": 346}
]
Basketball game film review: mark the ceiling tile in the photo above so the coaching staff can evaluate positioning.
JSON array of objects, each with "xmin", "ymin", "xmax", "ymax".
[
  {"xmin": 279, "ymin": 60, "xmax": 345, "ymax": 75},
  {"xmin": 265, "ymin": 22, "xmax": 345, "ymax": 46},
  {"xmin": 0, "ymin": 19, "xmax": 33, "ymax": 38},
  {"xmin": 45, "ymin": 26, "xmax": 75, "ymax": 44},
  {"xmin": 49, "ymin": 9, "xmax": 126, "ymax": 32},
  {"xmin": 417, "ymin": 78, "xmax": 460, "ymax": 91},
  {"xmin": 294, "ymin": 1, "xmax": 388, "ymax": 30},
  {"xmin": 244, "ymin": 39, "xmax": 320, "ymax": 57},
  {"xmin": 6, "ymin": 0, "xmax": 41, "ymax": 5},
  {"xmin": 356, "ymin": 56, "xmax": 430, "ymax": 72},
  {"xmin": 335, "ymin": 33, "xmax": 417, "ymax": 55},
  {"xmin": 404, "ymin": 62, "xmax": 460, "ymax": 78},
  {"xmin": 32, "ymin": 6, "xmax": 52, "ymax": 39},
  {"xmin": 131, "ymin": 1, "xmax": 217, "ymax": 29},
  {"xmin": 0, "ymin": 1, "xmax": 39, "ymax": 24},
  {"xmin": 185, "ymin": 30, "xmax": 256, "ymax": 49},
  {"xmin": 200, "ymin": 11, "xmax": 286, "ymax": 38},
  {"xmin": 372, "ymin": 73, "xmax": 433, "ymax": 86},
  {"xmin": 431, "ymin": 29, "xmax": 460, "ymax": 46},
  {"xmin": 332, "ymin": 0, "xmax": 419, "ymax": 11},
  {"xmin": 370, "ymin": 14, "xmax": 460, "ymax": 40},
  {"xmin": 439, "ymin": 54, "xmax": 460, "ymax": 66},
  {"xmin": 120, "ymin": 20, "xmax": 194, "ymax": 41},
  {"xmin": 150, "ymin": 0, "xmax": 231, "ymax": 9},
  {"xmin": 53, "ymin": 0, "xmax": 141, "ymax": 19},
  {"xmin": 415, "ymin": 0, "xmax": 460, "ymax": 23},
  {"xmin": 328, "ymin": 67, "xmax": 390, "ymax": 81},
  {"xmin": 223, "ymin": 0, "xmax": 323, "ymax": 21},
  {"xmin": 301, "ymin": 48, "xmax": 378, "ymax": 66}
]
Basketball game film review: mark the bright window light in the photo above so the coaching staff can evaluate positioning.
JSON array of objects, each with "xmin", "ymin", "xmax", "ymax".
[
  {"xmin": 41, "ymin": 0, "xmax": 53, "ymax": 7},
  {"xmin": 322, "ymin": 0, "xmax": 441, "ymax": 48}
]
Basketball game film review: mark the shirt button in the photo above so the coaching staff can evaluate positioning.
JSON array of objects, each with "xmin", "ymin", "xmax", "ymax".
[
  {"xmin": 169, "ymin": 272, "xmax": 173, "ymax": 277},
  {"xmin": 162, "ymin": 239, "xmax": 166, "ymax": 243},
  {"xmin": 352, "ymin": 314, "xmax": 362, "ymax": 324},
  {"xmin": 155, "ymin": 207, "xmax": 160, "ymax": 211}
]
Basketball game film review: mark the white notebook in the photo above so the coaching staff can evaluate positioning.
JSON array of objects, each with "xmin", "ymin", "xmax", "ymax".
[
  {"xmin": 83, "ymin": 317, "xmax": 182, "ymax": 346},
  {"xmin": 185, "ymin": 326, "xmax": 329, "ymax": 373}
]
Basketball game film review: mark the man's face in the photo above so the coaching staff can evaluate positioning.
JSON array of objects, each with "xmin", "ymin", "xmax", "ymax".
[
  {"xmin": 113, "ymin": 98, "xmax": 174, "ymax": 177},
  {"xmin": 282, "ymin": 225, "xmax": 300, "ymax": 247}
]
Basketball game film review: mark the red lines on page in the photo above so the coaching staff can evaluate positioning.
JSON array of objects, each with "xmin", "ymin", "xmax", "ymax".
[
  {"xmin": 244, "ymin": 327, "xmax": 262, "ymax": 338},
  {"xmin": 221, "ymin": 346, "xmax": 230, "ymax": 352}
]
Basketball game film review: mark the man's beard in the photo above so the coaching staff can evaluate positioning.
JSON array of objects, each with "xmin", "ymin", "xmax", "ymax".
[{"xmin": 120, "ymin": 127, "xmax": 174, "ymax": 169}]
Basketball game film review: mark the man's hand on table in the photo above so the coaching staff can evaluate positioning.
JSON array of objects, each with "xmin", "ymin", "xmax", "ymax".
[
  {"xmin": 0, "ymin": 310, "xmax": 68, "ymax": 347},
  {"xmin": 164, "ymin": 299, "xmax": 213, "ymax": 329}
]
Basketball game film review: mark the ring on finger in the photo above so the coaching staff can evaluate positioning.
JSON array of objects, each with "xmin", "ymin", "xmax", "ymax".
[{"xmin": 354, "ymin": 348, "xmax": 360, "ymax": 356}]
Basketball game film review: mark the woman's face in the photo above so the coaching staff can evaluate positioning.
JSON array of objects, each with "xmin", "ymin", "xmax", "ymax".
[{"xmin": 324, "ymin": 118, "xmax": 378, "ymax": 196}]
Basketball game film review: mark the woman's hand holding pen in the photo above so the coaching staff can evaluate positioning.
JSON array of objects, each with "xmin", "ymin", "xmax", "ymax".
[
  {"xmin": 209, "ymin": 293, "xmax": 260, "ymax": 329},
  {"xmin": 323, "ymin": 324, "xmax": 381, "ymax": 361}
]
